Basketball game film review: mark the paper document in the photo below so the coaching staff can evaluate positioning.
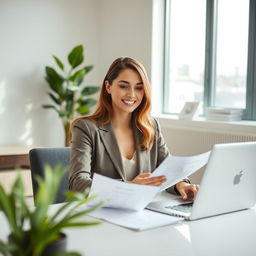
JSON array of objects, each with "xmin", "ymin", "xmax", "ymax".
[
  {"xmin": 90, "ymin": 151, "xmax": 211, "ymax": 211},
  {"xmin": 151, "ymin": 151, "xmax": 211, "ymax": 191},
  {"xmin": 90, "ymin": 174, "xmax": 159, "ymax": 211},
  {"xmin": 88, "ymin": 207, "xmax": 183, "ymax": 231}
]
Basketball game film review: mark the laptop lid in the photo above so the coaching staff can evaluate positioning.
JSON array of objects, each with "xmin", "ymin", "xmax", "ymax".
[
  {"xmin": 190, "ymin": 141, "xmax": 256, "ymax": 220},
  {"xmin": 147, "ymin": 141, "xmax": 256, "ymax": 220}
]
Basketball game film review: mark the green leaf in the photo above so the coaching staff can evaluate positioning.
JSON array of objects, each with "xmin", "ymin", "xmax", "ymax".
[
  {"xmin": 0, "ymin": 240, "xmax": 16, "ymax": 255},
  {"xmin": 69, "ymin": 69, "xmax": 86, "ymax": 84},
  {"xmin": 76, "ymin": 65, "xmax": 94, "ymax": 86},
  {"xmin": 64, "ymin": 191, "xmax": 86, "ymax": 202},
  {"xmin": 32, "ymin": 166, "xmax": 64, "ymax": 230},
  {"xmin": 11, "ymin": 174, "xmax": 30, "ymax": 231},
  {"xmin": 58, "ymin": 221, "xmax": 100, "ymax": 229},
  {"xmin": 48, "ymin": 92, "xmax": 61, "ymax": 105},
  {"xmin": 83, "ymin": 98, "xmax": 97, "ymax": 107},
  {"xmin": 81, "ymin": 86, "xmax": 100, "ymax": 96},
  {"xmin": 66, "ymin": 85, "xmax": 79, "ymax": 91},
  {"xmin": 57, "ymin": 110, "xmax": 69, "ymax": 117},
  {"xmin": 0, "ymin": 184, "xmax": 17, "ymax": 234},
  {"xmin": 68, "ymin": 45, "xmax": 84, "ymax": 69},
  {"xmin": 76, "ymin": 105, "xmax": 90, "ymax": 115},
  {"xmin": 50, "ymin": 251, "xmax": 82, "ymax": 256},
  {"xmin": 84, "ymin": 65, "xmax": 93, "ymax": 75},
  {"xmin": 45, "ymin": 66, "xmax": 64, "ymax": 95},
  {"xmin": 42, "ymin": 104, "xmax": 57, "ymax": 110},
  {"xmin": 53, "ymin": 55, "xmax": 64, "ymax": 71},
  {"xmin": 65, "ymin": 100, "xmax": 73, "ymax": 114}
]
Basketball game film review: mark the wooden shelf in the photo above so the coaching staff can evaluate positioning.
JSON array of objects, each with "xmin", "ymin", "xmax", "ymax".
[{"xmin": 0, "ymin": 145, "xmax": 39, "ymax": 169}]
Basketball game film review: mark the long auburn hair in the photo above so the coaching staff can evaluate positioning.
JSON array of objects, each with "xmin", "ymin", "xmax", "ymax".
[{"xmin": 72, "ymin": 57, "xmax": 155, "ymax": 151}]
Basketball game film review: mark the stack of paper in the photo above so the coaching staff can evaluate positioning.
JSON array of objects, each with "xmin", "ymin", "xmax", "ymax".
[
  {"xmin": 206, "ymin": 107, "xmax": 243, "ymax": 121},
  {"xmin": 88, "ymin": 207, "xmax": 183, "ymax": 231}
]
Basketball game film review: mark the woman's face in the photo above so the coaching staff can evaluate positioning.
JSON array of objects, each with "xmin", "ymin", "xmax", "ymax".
[{"xmin": 105, "ymin": 68, "xmax": 145, "ymax": 115}]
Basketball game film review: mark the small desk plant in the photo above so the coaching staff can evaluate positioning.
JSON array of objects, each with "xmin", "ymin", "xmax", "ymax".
[
  {"xmin": 0, "ymin": 165, "xmax": 103, "ymax": 256},
  {"xmin": 42, "ymin": 45, "xmax": 99, "ymax": 146}
]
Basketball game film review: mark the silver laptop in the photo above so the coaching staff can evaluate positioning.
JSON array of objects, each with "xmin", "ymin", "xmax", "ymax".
[{"xmin": 147, "ymin": 141, "xmax": 256, "ymax": 220}]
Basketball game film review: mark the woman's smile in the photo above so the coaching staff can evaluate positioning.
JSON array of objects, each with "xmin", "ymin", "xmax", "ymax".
[{"xmin": 121, "ymin": 99, "xmax": 136, "ymax": 106}]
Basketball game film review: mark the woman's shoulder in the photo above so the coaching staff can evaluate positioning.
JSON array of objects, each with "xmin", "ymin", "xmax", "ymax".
[
  {"xmin": 150, "ymin": 117, "xmax": 160, "ymax": 129},
  {"xmin": 149, "ymin": 117, "xmax": 161, "ymax": 137},
  {"xmin": 73, "ymin": 117, "xmax": 99, "ymax": 132}
]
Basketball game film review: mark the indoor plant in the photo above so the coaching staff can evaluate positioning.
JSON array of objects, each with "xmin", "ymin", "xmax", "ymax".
[
  {"xmin": 42, "ymin": 45, "xmax": 99, "ymax": 146},
  {"xmin": 0, "ymin": 165, "xmax": 104, "ymax": 256}
]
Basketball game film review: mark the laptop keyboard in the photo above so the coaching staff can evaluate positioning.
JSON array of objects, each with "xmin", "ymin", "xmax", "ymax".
[{"xmin": 165, "ymin": 202, "xmax": 193, "ymax": 213}]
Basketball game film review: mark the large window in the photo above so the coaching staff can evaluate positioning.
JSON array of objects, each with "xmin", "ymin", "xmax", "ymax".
[{"xmin": 163, "ymin": 0, "xmax": 256, "ymax": 120}]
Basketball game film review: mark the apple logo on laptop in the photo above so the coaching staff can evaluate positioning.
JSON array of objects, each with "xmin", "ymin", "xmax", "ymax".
[{"xmin": 233, "ymin": 171, "xmax": 243, "ymax": 185}]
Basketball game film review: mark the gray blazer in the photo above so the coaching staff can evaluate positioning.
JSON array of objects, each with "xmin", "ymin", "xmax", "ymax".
[{"xmin": 69, "ymin": 118, "xmax": 177, "ymax": 193}]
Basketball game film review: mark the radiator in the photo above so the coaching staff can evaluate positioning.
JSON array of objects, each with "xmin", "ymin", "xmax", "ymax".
[{"xmin": 161, "ymin": 126, "xmax": 256, "ymax": 184}]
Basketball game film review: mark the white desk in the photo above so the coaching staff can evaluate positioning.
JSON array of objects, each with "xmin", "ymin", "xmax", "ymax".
[{"xmin": 1, "ymin": 200, "xmax": 256, "ymax": 256}]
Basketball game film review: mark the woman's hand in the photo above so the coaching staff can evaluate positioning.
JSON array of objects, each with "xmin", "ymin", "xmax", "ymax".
[
  {"xmin": 175, "ymin": 181, "xmax": 200, "ymax": 200},
  {"xmin": 129, "ymin": 173, "xmax": 166, "ymax": 186}
]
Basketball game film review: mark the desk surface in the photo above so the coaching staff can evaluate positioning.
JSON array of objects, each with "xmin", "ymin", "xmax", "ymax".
[{"xmin": 1, "ymin": 198, "xmax": 256, "ymax": 256}]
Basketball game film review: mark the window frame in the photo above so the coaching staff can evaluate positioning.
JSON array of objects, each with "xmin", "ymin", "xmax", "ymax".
[{"xmin": 163, "ymin": 0, "xmax": 256, "ymax": 120}]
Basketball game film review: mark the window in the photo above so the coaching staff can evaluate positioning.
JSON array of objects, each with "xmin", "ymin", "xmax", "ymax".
[
  {"xmin": 163, "ymin": 0, "xmax": 256, "ymax": 120},
  {"xmin": 164, "ymin": 0, "xmax": 206, "ymax": 114},
  {"xmin": 215, "ymin": 0, "xmax": 249, "ymax": 109}
]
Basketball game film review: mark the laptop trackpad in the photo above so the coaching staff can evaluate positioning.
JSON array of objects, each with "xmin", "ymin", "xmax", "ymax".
[{"xmin": 146, "ymin": 199, "xmax": 193, "ymax": 218}]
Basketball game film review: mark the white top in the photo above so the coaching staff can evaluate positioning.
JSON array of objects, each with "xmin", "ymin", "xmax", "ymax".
[{"xmin": 122, "ymin": 152, "xmax": 137, "ymax": 181}]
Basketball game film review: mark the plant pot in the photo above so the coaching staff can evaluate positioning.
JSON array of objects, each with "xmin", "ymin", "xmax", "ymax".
[
  {"xmin": 42, "ymin": 232, "xmax": 67, "ymax": 256},
  {"xmin": 8, "ymin": 231, "xmax": 67, "ymax": 256}
]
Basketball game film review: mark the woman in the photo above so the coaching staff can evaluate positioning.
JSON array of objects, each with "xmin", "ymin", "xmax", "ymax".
[{"xmin": 69, "ymin": 57, "xmax": 199, "ymax": 200}]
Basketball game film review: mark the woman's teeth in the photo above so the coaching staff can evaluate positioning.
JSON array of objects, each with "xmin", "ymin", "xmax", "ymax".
[{"xmin": 122, "ymin": 100, "xmax": 135, "ymax": 105}]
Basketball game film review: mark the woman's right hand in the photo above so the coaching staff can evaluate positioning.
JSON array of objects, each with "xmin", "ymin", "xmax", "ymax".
[{"xmin": 129, "ymin": 173, "xmax": 166, "ymax": 186}]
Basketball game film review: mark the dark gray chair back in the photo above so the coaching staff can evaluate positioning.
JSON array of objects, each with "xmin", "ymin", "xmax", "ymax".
[{"xmin": 29, "ymin": 147, "xmax": 71, "ymax": 204}]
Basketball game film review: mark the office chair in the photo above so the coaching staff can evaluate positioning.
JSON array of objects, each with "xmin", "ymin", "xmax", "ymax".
[{"xmin": 29, "ymin": 147, "xmax": 71, "ymax": 204}]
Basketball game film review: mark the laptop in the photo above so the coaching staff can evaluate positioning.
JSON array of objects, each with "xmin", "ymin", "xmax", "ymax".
[{"xmin": 146, "ymin": 141, "xmax": 256, "ymax": 220}]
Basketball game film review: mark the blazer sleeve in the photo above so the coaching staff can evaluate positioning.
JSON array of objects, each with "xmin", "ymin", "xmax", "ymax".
[
  {"xmin": 154, "ymin": 118, "xmax": 170, "ymax": 167},
  {"xmin": 69, "ymin": 120, "xmax": 93, "ymax": 192}
]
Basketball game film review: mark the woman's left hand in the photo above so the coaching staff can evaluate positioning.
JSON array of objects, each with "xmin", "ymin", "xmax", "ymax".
[{"xmin": 175, "ymin": 181, "xmax": 200, "ymax": 200}]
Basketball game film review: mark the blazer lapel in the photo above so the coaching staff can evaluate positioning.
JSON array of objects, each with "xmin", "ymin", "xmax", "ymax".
[
  {"xmin": 98, "ymin": 122, "xmax": 125, "ymax": 180},
  {"xmin": 133, "ymin": 123, "xmax": 150, "ymax": 174}
]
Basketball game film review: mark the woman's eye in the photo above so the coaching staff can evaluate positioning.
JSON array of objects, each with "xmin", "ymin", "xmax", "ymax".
[
  {"xmin": 135, "ymin": 87, "xmax": 143, "ymax": 91},
  {"xmin": 119, "ymin": 85, "xmax": 128, "ymax": 89}
]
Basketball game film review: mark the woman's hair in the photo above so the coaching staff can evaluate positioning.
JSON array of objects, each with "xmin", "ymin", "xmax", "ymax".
[{"xmin": 72, "ymin": 57, "xmax": 155, "ymax": 151}]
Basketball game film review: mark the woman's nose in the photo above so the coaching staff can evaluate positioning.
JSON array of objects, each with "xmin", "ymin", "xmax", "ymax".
[{"xmin": 127, "ymin": 88, "xmax": 135, "ymax": 97}]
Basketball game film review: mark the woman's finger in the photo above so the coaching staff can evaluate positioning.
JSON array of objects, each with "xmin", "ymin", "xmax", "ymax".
[
  {"xmin": 131, "ymin": 175, "xmax": 166, "ymax": 186},
  {"xmin": 139, "ymin": 176, "xmax": 166, "ymax": 184},
  {"xmin": 179, "ymin": 188, "xmax": 187, "ymax": 200},
  {"xmin": 186, "ymin": 185, "xmax": 199, "ymax": 199},
  {"xmin": 135, "ymin": 173, "xmax": 151, "ymax": 179}
]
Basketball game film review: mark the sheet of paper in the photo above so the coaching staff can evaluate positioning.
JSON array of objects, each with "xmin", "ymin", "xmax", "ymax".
[
  {"xmin": 89, "ymin": 173, "xmax": 159, "ymax": 211},
  {"xmin": 151, "ymin": 151, "xmax": 211, "ymax": 191},
  {"xmin": 88, "ymin": 207, "xmax": 183, "ymax": 231}
]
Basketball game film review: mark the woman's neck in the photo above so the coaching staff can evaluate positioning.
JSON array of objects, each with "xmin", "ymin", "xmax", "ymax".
[{"xmin": 111, "ymin": 112, "xmax": 133, "ymax": 129}]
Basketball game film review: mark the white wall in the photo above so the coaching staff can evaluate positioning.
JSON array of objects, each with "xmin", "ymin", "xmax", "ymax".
[
  {"xmin": 0, "ymin": 0, "xmax": 153, "ymax": 147},
  {"xmin": 98, "ymin": 0, "xmax": 153, "ymax": 79}
]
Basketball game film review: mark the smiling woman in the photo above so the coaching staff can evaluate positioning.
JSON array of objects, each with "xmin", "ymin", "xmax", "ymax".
[{"xmin": 69, "ymin": 57, "xmax": 199, "ymax": 201}]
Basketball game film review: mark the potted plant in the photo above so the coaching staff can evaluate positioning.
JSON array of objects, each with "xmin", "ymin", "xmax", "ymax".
[
  {"xmin": 0, "ymin": 165, "xmax": 104, "ymax": 256},
  {"xmin": 42, "ymin": 45, "xmax": 99, "ymax": 146}
]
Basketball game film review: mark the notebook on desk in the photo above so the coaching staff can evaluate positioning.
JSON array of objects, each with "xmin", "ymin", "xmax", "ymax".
[{"xmin": 147, "ymin": 141, "xmax": 256, "ymax": 220}]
